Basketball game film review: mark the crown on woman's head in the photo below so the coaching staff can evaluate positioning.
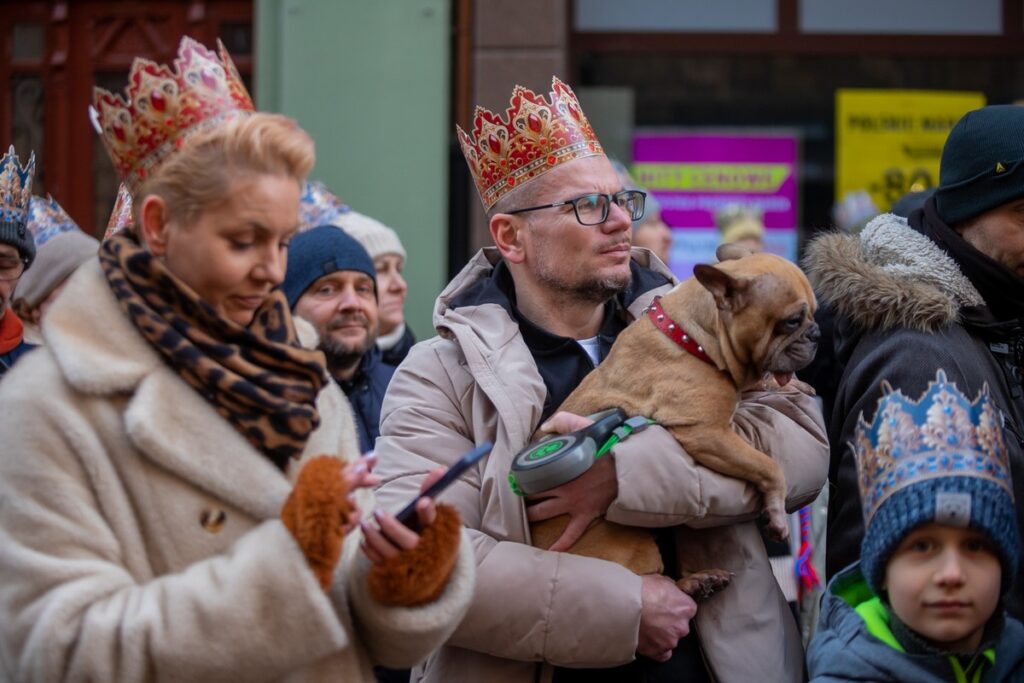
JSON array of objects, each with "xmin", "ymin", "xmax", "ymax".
[
  {"xmin": 28, "ymin": 194, "xmax": 80, "ymax": 247},
  {"xmin": 103, "ymin": 184, "xmax": 134, "ymax": 240},
  {"xmin": 90, "ymin": 36, "xmax": 254, "ymax": 193},
  {"xmin": 0, "ymin": 146, "xmax": 35, "ymax": 231},
  {"xmin": 854, "ymin": 370, "xmax": 1013, "ymax": 525},
  {"xmin": 457, "ymin": 77, "xmax": 604, "ymax": 210},
  {"xmin": 298, "ymin": 181, "xmax": 351, "ymax": 232}
]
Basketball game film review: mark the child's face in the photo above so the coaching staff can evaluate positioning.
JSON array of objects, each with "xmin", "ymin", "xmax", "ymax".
[{"xmin": 884, "ymin": 523, "xmax": 1001, "ymax": 652}]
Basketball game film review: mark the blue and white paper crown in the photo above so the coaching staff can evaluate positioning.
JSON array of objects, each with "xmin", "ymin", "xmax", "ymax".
[
  {"xmin": 28, "ymin": 195, "xmax": 81, "ymax": 247},
  {"xmin": 0, "ymin": 146, "xmax": 35, "ymax": 229},
  {"xmin": 298, "ymin": 180, "xmax": 351, "ymax": 232},
  {"xmin": 854, "ymin": 370, "xmax": 1012, "ymax": 526}
]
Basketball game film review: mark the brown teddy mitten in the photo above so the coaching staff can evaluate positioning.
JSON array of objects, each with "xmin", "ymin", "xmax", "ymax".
[
  {"xmin": 368, "ymin": 504, "xmax": 462, "ymax": 607},
  {"xmin": 281, "ymin": 455, "xmax": 354, "ymax": 591}
]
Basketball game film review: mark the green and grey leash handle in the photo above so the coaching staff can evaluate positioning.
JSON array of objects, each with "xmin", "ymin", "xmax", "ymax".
[{"xmin": 509, "ymin": 408, "xmax": 655, "ymax": 496}]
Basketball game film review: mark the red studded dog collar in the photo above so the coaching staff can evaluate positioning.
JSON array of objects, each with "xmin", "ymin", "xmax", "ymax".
[{"xmin": 646, "ymin": 296, "xmax": 716, "ymax": 368}]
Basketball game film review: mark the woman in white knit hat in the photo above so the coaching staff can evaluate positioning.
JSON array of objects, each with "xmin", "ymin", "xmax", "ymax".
[
  {"xmin": 13, "ymin": 195, "xmax": 99, "ymax": 344},
  {"xmin": 337, "ymin": 210, "xmax": 416, "ymax": 366}
]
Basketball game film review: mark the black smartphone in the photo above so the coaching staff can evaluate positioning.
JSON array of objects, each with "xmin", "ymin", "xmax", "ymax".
[{"xmin": 395, "ymin": 441, "xmax": 493, "ymax": 528}]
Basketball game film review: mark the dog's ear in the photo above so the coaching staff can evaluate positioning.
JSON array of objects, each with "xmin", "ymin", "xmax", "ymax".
[
  {"xmin": 693, "ymin": 264, "xmax": 750, "ymax": 312},
  {"xmin": 716, "ymin": 242, "xmax": 754, "ymax": 262}
]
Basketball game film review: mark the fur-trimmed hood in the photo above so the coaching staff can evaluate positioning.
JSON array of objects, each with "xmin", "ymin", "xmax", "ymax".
[{"xmin": 803, "ymin": 213, "xmax": 984, "ymax": 333}]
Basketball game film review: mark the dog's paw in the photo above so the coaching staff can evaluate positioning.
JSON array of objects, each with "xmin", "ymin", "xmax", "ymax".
[
  {"xmin": 764, "ymin": 512, "xmax": 790, "ymax": 542},
  {"xmin": 677, "ymin": 569, "xmax": 732, "ymax": 601},
  {"xmin": 763, "ymin": 493, "xmax": 789, "ymax": 542}
]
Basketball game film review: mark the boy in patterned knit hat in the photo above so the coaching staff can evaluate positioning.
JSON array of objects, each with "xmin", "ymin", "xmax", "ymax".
[{"xmin": 808, "ymin": 370, "xmax": 1024, "ymax": 681}]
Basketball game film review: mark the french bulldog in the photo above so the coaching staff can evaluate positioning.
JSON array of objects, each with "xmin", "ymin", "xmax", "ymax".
[{"xmin": 529, "ymin": 244, "xmax": 820, "ymax": 586}]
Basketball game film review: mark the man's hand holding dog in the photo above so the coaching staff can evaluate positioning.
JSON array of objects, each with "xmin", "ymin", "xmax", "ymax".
[
  {"xmin": 530, "ymin": 412, "xmax": 698, "ymax": 661},
  {"xmin": 638, "ymin": 575, "xmax": 697, "ymax": 662},
  {"xmin": 525, "ymin": 411, "xmax": 618, "ymax": 551}
]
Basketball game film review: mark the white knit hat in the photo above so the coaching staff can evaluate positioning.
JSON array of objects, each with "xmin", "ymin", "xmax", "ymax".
[
  {"xmin": 334, "ymin": 210, "xmax": 406, "ymax": 262},
  {"xmin": 15, "ymin": 228, "xmax": 98, "ymax": 307}
]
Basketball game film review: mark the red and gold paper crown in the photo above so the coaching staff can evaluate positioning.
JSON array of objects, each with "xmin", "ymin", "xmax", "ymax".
[
  {"xmin": 457, "ymin": 77, "xmax": 604, "ymax": 210},
  {"xmin": 90, "ymin": 36, "xmax": 254, "ymax": 193}
]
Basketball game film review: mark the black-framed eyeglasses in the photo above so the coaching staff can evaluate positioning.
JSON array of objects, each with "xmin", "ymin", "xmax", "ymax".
[
  {"xmin": 506, "ymin": 189, "xmax": 647, "ymax": 226},
  {"xmin": 0, "ymin": 254, "xmax": 26, "ymax": 282}
]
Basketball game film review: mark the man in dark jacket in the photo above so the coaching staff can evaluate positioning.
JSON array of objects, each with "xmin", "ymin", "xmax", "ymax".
[
  {"xmin": 804, "ymin": 104, "xmax": 1024, "ymax": 619},
  {"xmin": 283, "ymin": 225, "xmax": 395, "ymax": 453},
  {"xmin": 0, "ymin": 147, "xmax": 37, "ymax": 379}
]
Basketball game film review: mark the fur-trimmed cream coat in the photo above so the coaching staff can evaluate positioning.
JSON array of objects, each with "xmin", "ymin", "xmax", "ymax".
[{"xmin": 0, "ymin": 260, "xmax": 475, "ymax": 682}]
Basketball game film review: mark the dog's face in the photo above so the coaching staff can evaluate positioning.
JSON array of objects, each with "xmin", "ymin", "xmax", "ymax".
[{"xmin": 693, "ymin": 246, "xmax": 819, "ymax": 386}]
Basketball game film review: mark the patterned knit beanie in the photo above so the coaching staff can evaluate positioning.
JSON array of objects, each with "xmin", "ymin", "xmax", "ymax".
[{"xmin": 855, "ymin": 370, "xmax": 1019, "ymax": 597}]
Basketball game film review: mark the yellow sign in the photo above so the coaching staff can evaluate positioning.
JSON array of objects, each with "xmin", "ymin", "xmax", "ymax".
[{"xmin": 835, "ymin": 89, "xmax": 985, "ymax": 211}]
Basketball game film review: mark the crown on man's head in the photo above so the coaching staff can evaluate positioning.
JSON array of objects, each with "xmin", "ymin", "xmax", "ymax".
[
  {"xmin": 457, "ymin": 76, "xmax": 604, "ymax": 210},
  {"xmin": 90, "ymin": 36, "xmax": 254, "ymax": 194},
  {"xmin": 854, "ymin": 370, "xmax": 1013, "ymax": 526},
  {"xmin": 0, "ymin": 146, "xmax": 35, "ymax": 231}
]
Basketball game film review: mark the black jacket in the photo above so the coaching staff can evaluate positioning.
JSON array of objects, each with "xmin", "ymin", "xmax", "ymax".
[
  {"xmin": 379, "ymin": 325, "xmax": 416, "ymax": 368},
  {"xmin": 336, "ymin": 346, "xmax": 396, "ymax": 453},
  {"xmin": 804, "ymin": 212, "xmax": 1024, "ymax": 619}
]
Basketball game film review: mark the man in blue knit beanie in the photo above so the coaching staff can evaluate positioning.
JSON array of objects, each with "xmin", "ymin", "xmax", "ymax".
[
  {"xmin": 808, "ymin": 370, "xmax": 1024, "ymax": 681},
  {"xmin": 283, "ymin": 224, "xmax": 394, "ymax": 453}
]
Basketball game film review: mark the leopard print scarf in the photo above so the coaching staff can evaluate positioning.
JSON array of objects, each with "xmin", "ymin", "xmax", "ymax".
[{"xmin": 100, "ymin": 232, "xmax": 328, "ymax": 470}]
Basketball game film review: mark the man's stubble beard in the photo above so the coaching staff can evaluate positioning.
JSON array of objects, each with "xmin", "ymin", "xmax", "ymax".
[
  {"xmin": 535, "ymin": 258, "xmax": 631, "ymax": 305},
  {"xmin": 320, "ymin": 315, "xmax": 377, "ymax": 378}
]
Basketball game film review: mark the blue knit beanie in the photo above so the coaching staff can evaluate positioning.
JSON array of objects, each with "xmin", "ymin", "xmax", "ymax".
[
  {"xmin": 934, "ymin": 105, "xmax": 1024, "ymax": 226},
  {"xmin": 855, "ymin": 371, "xmax": 1020, "ymax": 597},
  {"xmin": 282, "ymin": 225, "xmax": 376, "ymax": 308}
]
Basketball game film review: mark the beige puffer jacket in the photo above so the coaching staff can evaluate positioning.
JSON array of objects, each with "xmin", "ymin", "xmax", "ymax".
[{"xmin": 375, "ymin": 248, "xmax": 829, "ymax": 682}]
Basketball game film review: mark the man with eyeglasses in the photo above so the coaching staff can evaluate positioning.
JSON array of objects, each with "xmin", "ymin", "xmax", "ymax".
[
  {"xmin": 0, "ymin": 147, "xmax": 37, "ymax": 379},
  {"xmin": 372, "ymin": 78, "xmax": 827, "ymax": 683}
]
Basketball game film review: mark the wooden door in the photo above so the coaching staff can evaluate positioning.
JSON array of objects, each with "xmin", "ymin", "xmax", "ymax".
[{"xmin": 1, "ymin": 0, "xmax": 253, "ymax": 236}]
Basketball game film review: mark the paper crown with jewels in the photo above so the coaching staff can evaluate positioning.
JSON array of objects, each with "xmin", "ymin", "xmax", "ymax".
[
  {"xmin": 90, "ymin": 36, "xmax": 254, "ymax": 194},
  {"xmin": 854, "ymin": 369, "xmax": 1013, "ymax": 524},
  {"xmin": 0, "ymin": 146, "xmax": 37, "ymax": 266},
  {"xmin": 0, "ymin": 146, "xmax": 35, "ymax": 231},
  {"xmin": 298, "ymin": 180, "xmax": 351, "ymax": 232},
  {"xmin": 457, "ymin": 76, "xmax": 604, "ymax": 210},
  {"xmin": 855, "ymin": 370, "xmax": 1019, "ymax": 594},
  {"xmin": 103, "ymin": 183, "xmax": 134, "ymax": 240},
  {"xmin": 28, "ymin": 194, "xmax": 80, "ymax": 246}
]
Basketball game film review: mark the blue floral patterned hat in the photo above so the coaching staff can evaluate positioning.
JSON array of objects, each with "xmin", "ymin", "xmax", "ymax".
[
  {"xmin": 298, "ymin": 180, "xmax": 351, "ymax": 232},
  {"xmin": 28, "ymin": 194, "xmax": 80, "ymax": 246},
  {"xmin": 855, "ymin": 370, "xmax": 1019, "ymax": 595},
  {"xmin": 0, "ymin": 145, "xmax": 36, "ymax": 267}
]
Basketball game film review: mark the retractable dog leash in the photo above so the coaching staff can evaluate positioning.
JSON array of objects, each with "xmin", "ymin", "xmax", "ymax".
[{"xmin": 508, "ymin": 408, "xmax": 653, "ymax": 496}]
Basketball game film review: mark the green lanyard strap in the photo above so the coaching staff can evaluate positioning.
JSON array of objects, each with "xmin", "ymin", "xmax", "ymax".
[{"xmin": 596, "ymin": 416, "xmax": 656, "ymax": 458}]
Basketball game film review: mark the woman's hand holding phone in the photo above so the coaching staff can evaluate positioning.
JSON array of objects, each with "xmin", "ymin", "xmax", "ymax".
[
  {"xmin": 360, "ymin": 467, "xmax": 445, "ymax": 564},
  {"xmin": 281, "ymin": 451, "xmax": 381, "ymax": 591},
  {"xmin": 339, "ymin": 452, "xmax": 380, "ymax": 535}
]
